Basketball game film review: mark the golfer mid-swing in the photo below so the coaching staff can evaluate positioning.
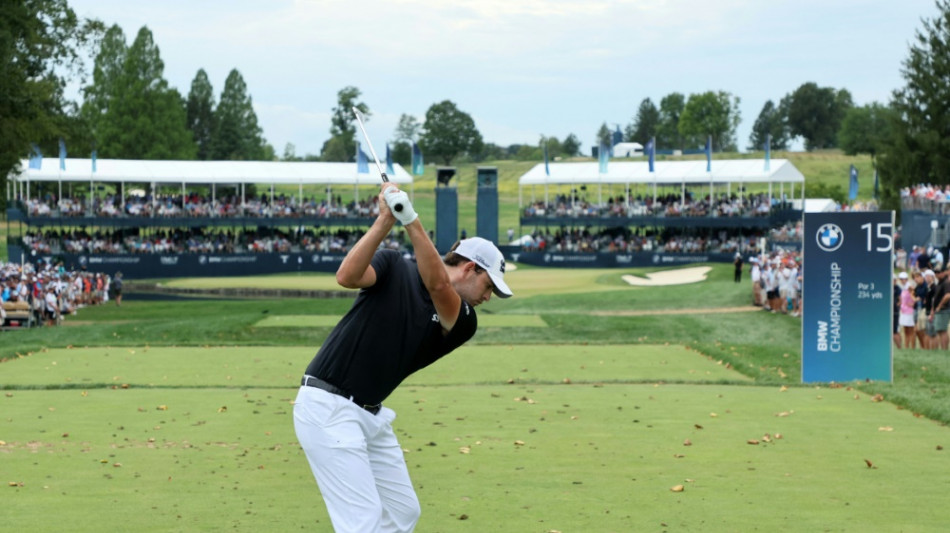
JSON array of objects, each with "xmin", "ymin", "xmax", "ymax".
[{"xmin": 293, "ymin": 183, "xmax": 512, "ymax": 532}]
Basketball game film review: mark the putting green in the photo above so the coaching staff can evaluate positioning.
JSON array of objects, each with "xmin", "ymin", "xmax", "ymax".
[{"xmin": 252, "ymin": 314, "xmax": 547, "ymax": 329}]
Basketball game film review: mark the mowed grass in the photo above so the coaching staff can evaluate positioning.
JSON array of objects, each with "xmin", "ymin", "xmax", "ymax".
[
  {"xmin": 254, "ymin": 314, "xmax": 548, "ymax": 328},
  {"xmin": 2, "ymin": 262, "xmax": 949, "ymax": 532},
  {"xmin": 2, "ymin": 346, "xmax": 947, "ymax": 532}
]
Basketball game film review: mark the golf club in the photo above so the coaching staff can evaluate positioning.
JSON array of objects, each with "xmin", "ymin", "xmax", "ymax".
[{"xmin": 352, "ymin": 106, "xmax": 403, "ymax": 212}]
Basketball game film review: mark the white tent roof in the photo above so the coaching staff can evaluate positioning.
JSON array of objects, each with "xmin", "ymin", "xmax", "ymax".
[
  {"xmin": 13, "ymin": 158, "xmax": 414, "ymax": 185},
  {"xmin": 519, "ymin": 159, "xmax": 804, "ymax": 186}
]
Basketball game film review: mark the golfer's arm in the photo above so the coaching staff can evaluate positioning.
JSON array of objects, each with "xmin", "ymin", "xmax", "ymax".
[
  {"xmin": 336, "ymin": 215, "xmax": 395, "ymax": 289},
  {"xmin": 404, "ymin": 219, "xmax": 461, "ymax": 331}
]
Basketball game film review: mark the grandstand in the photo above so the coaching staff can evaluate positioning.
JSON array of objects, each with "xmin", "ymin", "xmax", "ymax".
[
  {"xmin": 513, "ymin": 158, "xmax": 805, "ymax": 267},
  {"xmin": 6, "ymin": 158, "xmax": 412, "ymax": 277}
]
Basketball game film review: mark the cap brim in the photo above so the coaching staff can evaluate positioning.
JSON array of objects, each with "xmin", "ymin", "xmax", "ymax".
[{"xmin": 487, "ymin": 272, "xmax": 513, "ymax": 298}]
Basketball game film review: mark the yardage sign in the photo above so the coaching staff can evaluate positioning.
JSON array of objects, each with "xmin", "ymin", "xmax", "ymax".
[{"xmin": 802, "ymin": 211, "xmax": 894, "ymax": 383}]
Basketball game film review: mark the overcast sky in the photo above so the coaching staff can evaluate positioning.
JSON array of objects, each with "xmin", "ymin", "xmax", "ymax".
[{"xmin": 66, "ymin": 0, "xmax": 939, "ymax": 157}]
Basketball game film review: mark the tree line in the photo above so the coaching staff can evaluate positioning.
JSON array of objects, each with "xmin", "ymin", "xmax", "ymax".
[{"xmin": 3, "ymin": 0, "xmax": 950, "ymax": 213}]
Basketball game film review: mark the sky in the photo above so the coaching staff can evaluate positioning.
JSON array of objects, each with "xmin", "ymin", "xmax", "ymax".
[{"xmin": 66, "ymin": 0, "xmax": 940, "ymax": 157}]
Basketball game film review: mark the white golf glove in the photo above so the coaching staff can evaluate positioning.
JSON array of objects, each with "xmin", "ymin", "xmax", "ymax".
[{"xmin": 383, "ymin": 188, "xmax": 418, "ymax": 225}]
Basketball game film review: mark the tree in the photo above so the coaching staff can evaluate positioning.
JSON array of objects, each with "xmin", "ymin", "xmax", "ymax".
[
  {"xmin": 80, "ymin": 24, "xmax": 126, "ymax": 143},
  {"xmin": 596, "ymin": 122, "xmax": 611, "ymax": 148},
  {"xmin": 782, "ymin": 82, "xmax": 853, "ymax": 151},
  {"xmin": 212, "ymin": 68, "xmax": 267, "ymax": 160},
  {"xmin": 656, "ymin": 92, "xmax": 685, "ymax": 150},
  {"xmin": 321, "ymin": 86, "xmax": 368, "ymax": 162},
  {"xmin": 419, "ymin": 100, "xmax": 483, "ymax": 165},
  {"xmin": 838, "ymin": 103, "xmax": 893, "ymax": 158},
  {"xmin": 625, "ymin": 98, "xmax": 660, "ymax": 144},
  {"xmin": 678, "ymin": 91, "xmax": 741, "ymax": 151},
  {"xmin": 95, "ymin": 26, "xmax": 195, "ymax": 159},
  {"xmin": 748, "ymin": 100, "xmax": 790, "ymax": 151},
  {"xmin": 1, "ymin": 0, "xmax": 103, "ymax": 194},
  {"xmin": 391, "ymin": 113, "xmax": 421, "ymax": 165},
  {"xmin": 562, "ymin": 133, "xmax": 582, "ymax": 157},
  {"xmin": 186, "ymin": 69, "xmax": 216, "ymax": 160},
  {"xmin": 878, "ymin": 1, "xmax": 950, "ymax": 210}
]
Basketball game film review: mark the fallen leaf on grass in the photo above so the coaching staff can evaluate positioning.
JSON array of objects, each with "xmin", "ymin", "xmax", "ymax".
[
  {"xmin": 670, "ymin": 485, "xmax": 685, "ymax": 492},
  {"xmin": 878, "ymin": 426, "xmax": 894, "ymax": 432},
  {"xmin": 864, "ymin": 459, "xmax": 877, "ymax": 469},
  {"xmin": 747, "ymin": 439, "xmax": 760, "ymax": 445},
  {"xmin": 514, "ymin": 440, "xmax": 525, "ymax": 446},
  {"xmin": 683, "ymin": 439, "xmax": 692, "ymax": 446},
  {"xmin": 872, "ymin": 394, "xmax": 884, "ymax": 403}
]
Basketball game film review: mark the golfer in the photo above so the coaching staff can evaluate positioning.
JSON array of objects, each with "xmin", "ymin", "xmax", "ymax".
[{"xmin": 294, "ymin": 183, "xmax": 512, "ymax": 532}]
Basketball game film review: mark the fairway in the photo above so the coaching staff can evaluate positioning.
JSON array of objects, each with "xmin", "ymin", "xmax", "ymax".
[
  {"xmin": 253, "ymin": 313, "xmax": 548, "ymax": 328},
  {"xmin": 159, "ymin": 265, "xmax": 691, "ymax": 299},
  {"xmin": 2, "ymin": 345, "xmax": 948, "ymax": 532},
  {"xmin": 3, "ymin": 262, "xmax": 949, "ymax": 532}
]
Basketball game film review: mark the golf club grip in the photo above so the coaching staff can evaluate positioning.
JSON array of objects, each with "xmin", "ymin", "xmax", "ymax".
[{"xmin": 381, "ymin": 173, "xmax": 404, "ymax": 212}]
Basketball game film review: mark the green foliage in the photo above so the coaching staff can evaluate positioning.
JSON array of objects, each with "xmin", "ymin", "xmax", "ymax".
[
  {"xmin": 838, "ymin": 102, "xmax": 892, "ymax": 158},
  {"xmin": 391, "ymin": 113, "xmax": 421, "ymax": 144},
  {"xmin": 320, "ymin": 86, "xmax": 367, "ymax": 162},
  {"xmin": 595, "ymin": 122, "xmax": 611, "ymax": 147},
  {"xmin": 419, "ymin": 100, "xmax": 483, "ymax": 165},
  {"xmin": 782, "ymin": 82, "xmax": 853, "ymax": 151},
  {"xmin": 878, "ymin": 1, "xmax": 950, "ymax": 210},
  {"xmin": 678, "ymin": 90, "xmax": 741, "ymax": 151},
  {"xmin": 80, "ymin": 24, "xmax": 126, "ymax": 141},
  {"xmin": 186, "ymin": 69, "xmax": 216, "ymax": 160},
  {"xmin": 212, "ymin": 69, "xmax": 267, "ymax": 160},
  {"xmin": 625, "ymin": 97, "xmax": 660, "ymax": 144},
  {"xmin": 562, "ymin": 133, "xmax": 582, "ymax": 157},
  {"xmin": 0, "ymin": 0, "xmax": 103, "ymax": 203},
  {"xmin": 657, "ymin": 92, "xmax": 686, "ymax": 150},
  {"xmin": 94, "ymin": 26, "xmax": 196, "ymax": 159},
  {"xmin": 390, "ymin": 140, "xmax": 411, "ymax": 165},
  {"xmin": 748, "ymin": 99, "xmax": 790, "ymax": 151}
]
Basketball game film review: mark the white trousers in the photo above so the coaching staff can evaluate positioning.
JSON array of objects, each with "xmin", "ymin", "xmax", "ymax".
[{"xmin": 293, "ymin": 386, "xmax": 420, "ymax": 532}]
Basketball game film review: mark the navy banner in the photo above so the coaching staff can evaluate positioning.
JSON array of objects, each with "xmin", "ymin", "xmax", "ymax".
[{"xmin": 801, "ymin": 212, "xmax": 894, "ymax": 383}]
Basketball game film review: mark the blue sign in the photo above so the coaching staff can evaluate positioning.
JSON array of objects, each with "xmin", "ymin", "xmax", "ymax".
[{"xmin": 802, "ymin": 212, "xmax": 894, "ymax": 383}]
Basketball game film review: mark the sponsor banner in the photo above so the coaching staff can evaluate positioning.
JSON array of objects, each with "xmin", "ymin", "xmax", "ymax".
[
  {"xmin": 500, "ymin": 250, "xmax": 732, "ymax": 268},
  {"xmin": 802, "ymin": 212, "xmax": 894, "ymax": 383},
  {"xmin": 55, "ymin": 253, "xmax": 348, "ymax": 278}
]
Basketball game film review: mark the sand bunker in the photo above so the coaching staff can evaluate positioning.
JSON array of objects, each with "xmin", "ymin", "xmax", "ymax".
[{"xmin": 621, "ymin": 266, "xmax": 712, "ymax": 286}]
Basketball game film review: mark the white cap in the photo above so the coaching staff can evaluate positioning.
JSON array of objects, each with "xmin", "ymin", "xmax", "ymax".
[
  {"xmin": 898, "ymin": 272, "xmax": 908, "ymax": 279},
  {"xmin": 454, "ymin": 237, "xmax": 513, "ymax": 298}
]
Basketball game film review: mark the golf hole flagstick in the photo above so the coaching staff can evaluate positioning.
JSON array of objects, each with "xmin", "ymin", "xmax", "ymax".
[{"xmin": 352, "ymin": 106, "xmax": 403, "ymax": 212}]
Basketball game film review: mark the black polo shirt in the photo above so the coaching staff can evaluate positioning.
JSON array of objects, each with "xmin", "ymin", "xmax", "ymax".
[{"xmin": 304, "ymin": 249, "xmax": 477, "ymax": 405}]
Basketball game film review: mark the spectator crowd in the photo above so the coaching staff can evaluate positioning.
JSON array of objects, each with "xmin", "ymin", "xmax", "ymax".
[
  {"xmin": 21, "ymin": 192, "xmax": 383, "ymax": 220},
  {"xmin": 522, "ymin": 191, "xmax": 783, "ymax": 219},
  {"xmin": 1, "ymin": 259, "xmax": 115, "ymax": 329},
  {"xmin": 20, "ymin": 227, "xmax": 409, "ymax": 256}
]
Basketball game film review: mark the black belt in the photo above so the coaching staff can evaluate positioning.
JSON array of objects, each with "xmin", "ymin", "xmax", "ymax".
[{"xmin": 301, "ymin": 376, "xmax": 381, "ymax": 415}]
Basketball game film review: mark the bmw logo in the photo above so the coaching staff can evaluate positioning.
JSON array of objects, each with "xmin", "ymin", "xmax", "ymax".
[{"xmin": 816, "ymin": 223, "xmax": 844, "ymax": 252}]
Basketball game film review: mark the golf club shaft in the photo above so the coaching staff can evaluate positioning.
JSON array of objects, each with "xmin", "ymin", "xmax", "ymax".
[{"xmin": 352, "ymin": 107, "xmax": 403, "ymax": 212}]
